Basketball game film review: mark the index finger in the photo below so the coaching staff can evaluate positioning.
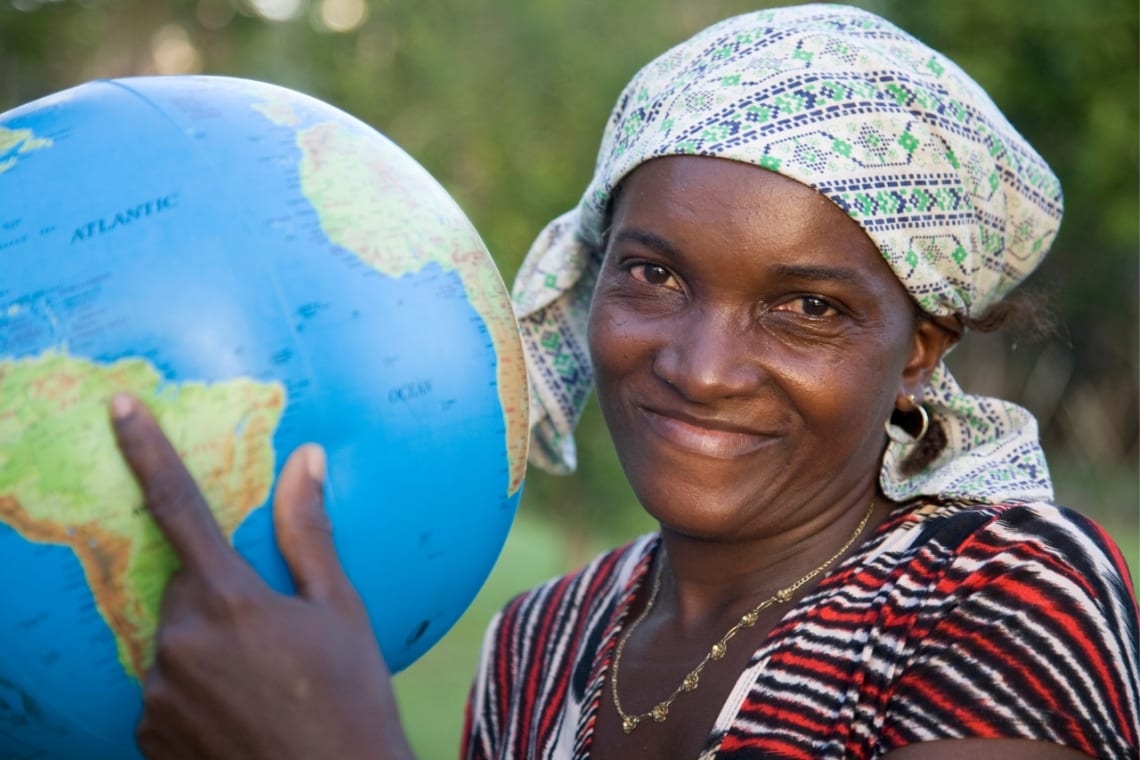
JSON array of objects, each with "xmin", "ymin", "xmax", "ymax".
[{"xmin": 110, "ymin": 393, "xmax": 236, "ymax": 582}]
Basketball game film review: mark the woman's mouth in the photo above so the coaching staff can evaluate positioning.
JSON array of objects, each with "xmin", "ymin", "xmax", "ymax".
[{"xmin": 639, "ymin": 407, "xmax": 775, "ymax": 459}]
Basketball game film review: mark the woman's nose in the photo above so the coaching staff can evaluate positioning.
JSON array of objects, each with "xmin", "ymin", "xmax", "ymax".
[{"xmin": 652, "ymin": 307, "xmax": 764, "ymax": 402}]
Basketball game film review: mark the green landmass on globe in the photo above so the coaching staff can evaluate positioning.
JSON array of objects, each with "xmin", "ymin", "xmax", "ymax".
[
  {"xmin": 256, "ymin": 86, "xmax": 527, "ymax": 492},
  {"xmin": 0, "ymin": 74, "xmax": 530, "ymax": 758},
  {"xmin": 0, "ymin": 125, "xmax": 52, "ymax": 175},
  {"xmin": 0, "ymin": 87, "xmax": 528, "ymax": 687},
  {"xmin": 0, "ymin": 350, "xmax": 285, "ymax": 681}
]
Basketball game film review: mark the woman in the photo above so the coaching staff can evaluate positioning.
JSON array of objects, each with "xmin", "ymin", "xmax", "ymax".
[{"xmin": 115, "ymin": 5, "xmax": 1138, "ymax": 759}]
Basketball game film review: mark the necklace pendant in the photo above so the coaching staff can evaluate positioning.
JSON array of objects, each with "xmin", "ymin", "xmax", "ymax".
[{"xmin": 608, "ymin": 500, "xmax": 873, "ymax": 736}]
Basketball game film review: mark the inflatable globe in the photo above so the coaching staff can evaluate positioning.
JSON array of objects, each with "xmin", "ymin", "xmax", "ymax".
[{"xmin": 0, "ymin": 76, "xmax": 528, "ymax": 758}]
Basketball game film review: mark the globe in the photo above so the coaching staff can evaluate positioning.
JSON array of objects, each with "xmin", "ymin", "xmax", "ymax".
[{"xmin": 0, "ymin": 76, "xmax": 528, "ymax": 759}]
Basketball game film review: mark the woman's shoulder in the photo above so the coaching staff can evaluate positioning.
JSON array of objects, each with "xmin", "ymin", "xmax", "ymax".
[
  {"xmin": 976, "ymin": 501, "xmax": 1134, "ymax": 578},
  {"xmin": 858, "ymin": 500, "xmax": 1140, "ymax": 756},
  {"xmin": 875, "ymin": 499, "xmax": 1137, "ymax": 626},
  {"xmin": 883, "ymin": 499, "xmax": 1131, "ymax": 571}
]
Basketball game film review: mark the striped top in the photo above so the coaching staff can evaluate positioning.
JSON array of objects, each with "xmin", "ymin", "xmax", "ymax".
[{"xmin": 462, "ymin": 501, "xmax": 1140, "ymax": 759}]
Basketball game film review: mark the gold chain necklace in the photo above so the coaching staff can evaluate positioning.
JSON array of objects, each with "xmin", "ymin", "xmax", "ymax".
[{"xmin": 610, "ymin": 500, "xmax": 876, "ymax": 734}]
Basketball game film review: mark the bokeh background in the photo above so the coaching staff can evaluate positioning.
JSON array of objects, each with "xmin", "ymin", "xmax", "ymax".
[{"xmin": 3, "ymin": 0, "xmax": 1136, "ymax": 756}]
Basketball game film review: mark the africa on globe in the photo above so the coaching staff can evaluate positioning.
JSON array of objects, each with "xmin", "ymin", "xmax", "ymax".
[{"xmin": 0, "ymin": 76, "xmax": 528, "ymax": 759}]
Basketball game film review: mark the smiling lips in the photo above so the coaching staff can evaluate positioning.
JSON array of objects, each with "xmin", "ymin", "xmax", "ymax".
[{"xmin": 639, "ymin": 407, "xmax": 775, "ymax": 459}]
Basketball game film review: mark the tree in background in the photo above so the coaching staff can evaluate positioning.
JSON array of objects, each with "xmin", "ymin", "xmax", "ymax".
[{"xmin": 2, "ymin": 0, "xmax": 1136, "ymax": 546}]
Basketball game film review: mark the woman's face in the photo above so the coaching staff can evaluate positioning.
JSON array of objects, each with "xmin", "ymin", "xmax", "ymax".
[{"xmin": 587, "ymin": 156, "xmax": 948, "ymax": 539}]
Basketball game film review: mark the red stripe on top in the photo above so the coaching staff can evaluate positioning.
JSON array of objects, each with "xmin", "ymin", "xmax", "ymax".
[{"xmin": 463, "ymin": 503, "xmax": 1140, "ymax": 760}]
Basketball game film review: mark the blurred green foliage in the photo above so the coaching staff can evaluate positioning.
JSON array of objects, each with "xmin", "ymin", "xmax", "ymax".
[
  {"xmin": 3, "ymin": 0, "xmax": 1136, "ymax": 541},
  {"xmin": 3, "ymin": 0, "xmax": 1136, "ymax": 548},
  {"xmin": 3, "ymin": 1, "xmax": 1137, "ymax": 530},
  {"xmin": 3, "ymin": 0, "xmax": 1136, "ymax": 754}
]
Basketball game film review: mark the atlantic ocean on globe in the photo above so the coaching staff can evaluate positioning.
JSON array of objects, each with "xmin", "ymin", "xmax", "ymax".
[{"xmin": 0, "ymin": 76, "xmax": 529, "ymax": 759}]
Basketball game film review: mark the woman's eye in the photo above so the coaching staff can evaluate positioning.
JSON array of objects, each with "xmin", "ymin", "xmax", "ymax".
[
  {"xmin": 629, "ymin": 263, "xmax": 677, "ymax": 288},
  {"xmin": 801, "ymin": 296, "xmax": 833, "ymax": 316},
  {"xmin": 778, "ymin": 296, "xmax": 837, "ymax": 317}
]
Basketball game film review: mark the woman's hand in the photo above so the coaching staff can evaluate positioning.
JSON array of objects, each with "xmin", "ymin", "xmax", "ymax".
[{"xmin": 110, "ymin": 394, "xmax": 415, "ymax": 760}]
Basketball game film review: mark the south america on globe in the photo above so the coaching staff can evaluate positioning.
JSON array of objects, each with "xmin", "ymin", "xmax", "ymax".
[{"xmin": 0, "ymin": 76, "xmax": 529, "ymax": 759}]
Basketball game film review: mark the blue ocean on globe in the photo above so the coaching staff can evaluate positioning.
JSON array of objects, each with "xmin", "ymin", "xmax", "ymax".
[{"xmin": 0, "ymin": 76, "xmax": 528, "ymax": 759}]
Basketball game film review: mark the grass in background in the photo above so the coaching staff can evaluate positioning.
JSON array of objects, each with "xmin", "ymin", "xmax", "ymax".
[{"xmin": 394, "ymin": 464, "xmax": 1139, "ymax": 758}]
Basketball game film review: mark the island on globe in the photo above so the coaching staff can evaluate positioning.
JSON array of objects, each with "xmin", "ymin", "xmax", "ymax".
[{"xmin": 0, "ymin": 75, "xmax": 528, "ymax": 759}]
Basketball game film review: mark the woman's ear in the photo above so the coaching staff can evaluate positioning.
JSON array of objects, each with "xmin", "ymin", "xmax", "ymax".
[{"xmin": 895, "ymin": 314, "xmax": 961, "ymax": 408}]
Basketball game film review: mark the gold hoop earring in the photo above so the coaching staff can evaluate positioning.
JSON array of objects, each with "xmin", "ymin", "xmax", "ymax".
[{"xmin": 884, "ymin": 393, "xmax": 930, "ymax": 444}]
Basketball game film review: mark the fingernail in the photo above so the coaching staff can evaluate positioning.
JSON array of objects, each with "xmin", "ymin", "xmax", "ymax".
[
  {"xmin": 110, "ymin": 393, "xmax": 135, "ymax": 421},
  {"xmin": 305, "ymin": 444, "xmax": 327, "ymax": 485}
]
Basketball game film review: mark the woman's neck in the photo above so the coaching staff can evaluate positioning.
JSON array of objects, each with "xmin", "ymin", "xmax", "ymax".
[{"xmin": 652, "ymin": 490, "xmax": 891, "ymax": 634}]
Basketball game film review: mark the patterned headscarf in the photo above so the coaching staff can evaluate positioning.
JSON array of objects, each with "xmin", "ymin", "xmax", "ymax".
[{"xmin": 513, "ymin": 4, "xmax": 1062, "ymax": 504}]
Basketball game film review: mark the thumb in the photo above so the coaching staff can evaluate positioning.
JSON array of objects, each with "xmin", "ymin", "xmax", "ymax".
[{"xmin": 273, "ymin": 444, "xmax": 355, "ymax": 604}]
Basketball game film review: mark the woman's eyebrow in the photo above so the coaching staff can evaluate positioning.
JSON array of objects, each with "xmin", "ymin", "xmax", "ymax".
[
  {"xmin": 769, "ymin": 263, "xmax": 866, "ymax": 285},
  {"xmin": 609, "ymin": 231, "xmax": 869, "ymax": 286},
  {"xmin": 609, "ymin": 228, "xmax": 682, "ymax": 259}
]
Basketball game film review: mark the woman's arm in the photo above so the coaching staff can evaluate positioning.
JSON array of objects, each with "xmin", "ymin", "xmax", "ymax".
[
  {"xmin": 882, "ymin": 738, "xmax": 1094, "ymax": 760},
  {"xmin": 111, "ymin": 394, "xmax": 415, "ymax": 760}
]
